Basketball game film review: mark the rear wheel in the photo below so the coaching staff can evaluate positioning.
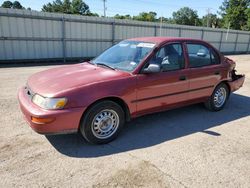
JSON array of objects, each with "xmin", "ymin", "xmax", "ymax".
[
  {"xmin": 80, "ymin": 100, "xmax": 125, "ymax": 144},
  {"xmin": 205, "ymin": 83, "xmax": 229, "ymax": 111}
]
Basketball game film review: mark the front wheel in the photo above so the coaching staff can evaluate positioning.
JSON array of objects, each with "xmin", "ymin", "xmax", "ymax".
[
  {"xmin": 205, "ymin": 83, "xmax": 229, "ymax": 111},
  {"xmin": 80, "ymin": 101, "xmax": 125, "ymax": 144}
]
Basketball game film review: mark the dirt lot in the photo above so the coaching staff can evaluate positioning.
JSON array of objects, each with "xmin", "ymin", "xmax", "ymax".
[{"xmin": 0, "ymin": 55, "xmax": 250, "ymax": 188}]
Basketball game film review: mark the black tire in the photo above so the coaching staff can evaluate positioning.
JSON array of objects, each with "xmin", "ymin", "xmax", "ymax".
[
  {"xmin": 80, "ymin": 100, "xmax": 125, "ymax": 144},
  {"xmin": 204, "ymin": 83, "xmax": 229, "ymax": 111}
]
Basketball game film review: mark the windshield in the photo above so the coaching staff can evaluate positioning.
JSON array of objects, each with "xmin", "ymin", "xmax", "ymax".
[{"xmin": 91, "ymin": 40, "xmax": 156, "ymax": 72}]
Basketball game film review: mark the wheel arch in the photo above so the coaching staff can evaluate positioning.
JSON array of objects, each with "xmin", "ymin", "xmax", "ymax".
[
  {"xmin": 219, "ymin": 80, "xmax": 231, "ymax": 92},
  {"xmin": 205, "ymin": 80, "xmax": 231, "ymax": 111},
  {"xmin": 214, "ymin": 80, "xmax": 231, "ymax": 97},
  {"xmin": 80, "ymin": 97, "xmax": 131, "ymax": 127}
]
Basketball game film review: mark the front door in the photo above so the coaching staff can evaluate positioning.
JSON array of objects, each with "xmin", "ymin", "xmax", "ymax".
[{"xmin": 135, "ymin": 43, "xmax": 189, "ymax": 115}]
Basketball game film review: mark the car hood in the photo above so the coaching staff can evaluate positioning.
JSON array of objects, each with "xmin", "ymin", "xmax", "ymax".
[{"xmin": 27, "ymin": 63, "xmax": 130, "ymax": 97}]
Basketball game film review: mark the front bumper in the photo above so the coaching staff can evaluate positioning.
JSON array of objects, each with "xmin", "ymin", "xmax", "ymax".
[{"xmin": 18, "ymin": 87, "xmax": 85, "ymax": 134}]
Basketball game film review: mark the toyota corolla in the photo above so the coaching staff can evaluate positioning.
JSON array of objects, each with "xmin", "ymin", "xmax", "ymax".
[{"xmin": 18, "ymin": 37, "xmax": 245, "ymax": 144}]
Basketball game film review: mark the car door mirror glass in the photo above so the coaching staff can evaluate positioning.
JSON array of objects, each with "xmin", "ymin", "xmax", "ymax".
[
  {"xmin": 197, "ymin": 49, "xmax": 207, "ymax": 57},
  {"xmin": 143, "ymin": 64, "xmax": 161, "ymax": 73}
]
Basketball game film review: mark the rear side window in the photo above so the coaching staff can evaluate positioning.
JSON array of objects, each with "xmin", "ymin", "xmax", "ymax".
[
  {"xmin": 186, "ymin": 43, "xmax": 220, "ymax": 68},
  {"xmin": 211, "ymin": 50, "xmax": 220, "ymax": 65}
]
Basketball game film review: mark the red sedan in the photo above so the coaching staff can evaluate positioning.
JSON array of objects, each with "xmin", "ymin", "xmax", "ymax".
[{"xmin": 18, "ymin": 37, "xmax": 245, "ymax": 144}]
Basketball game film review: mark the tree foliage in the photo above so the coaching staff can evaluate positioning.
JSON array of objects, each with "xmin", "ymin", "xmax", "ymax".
[
  {"xmin": 157, "ymin": 17, "xmax": 175, "ymax": 24},
  {"xmin": 113, "ymin": 1, "xmax": 250, "ymax": 31},
  {"xmin": 172, "ymin": 7, "xmax": 200, "ymax": 26},
  {"xmin": 42, "ymin": 0, "xmax": 98, "ymax": 16},
  {"xmin": 1, "ymin": 1, "xmax": 12, "ymax": 8},
  {"xmin": 201, "ymin": 13, "xmax": 222, "ymax": 28},
  {"xmin": 246, "ymin": 8, "xmax": 250, "ymax": 30},
  {"xmin": 12, "ymin": 1, "xmax": 24, "ymax": 9},
  {"xmin": 133, "ymin": 12, "xmax": 157, "ymax": 22},
  {"xmin": 1, "ymin": 1, "xmax": 24, "ymax": 9},
  {"xmin": 71, "ymin": 0, "xmax": 89, "ymax": 15},
  {"xmin": 113, "ymin": 12, "xmax": 176, "ymax": 24},
  {"xmin": 114, "ymin": 14, "xmax": 132, "ymax": 20},
  {"xmin": 219, "ymin": 0, "xmax": 250, "ymax": 30}
]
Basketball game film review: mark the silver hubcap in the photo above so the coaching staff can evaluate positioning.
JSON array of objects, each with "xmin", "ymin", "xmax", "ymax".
[
  {"xmin": 91, "ymin": 109, "xmax": 119, "ymax": 139},
  {"xmin": 214, "ymin": 87, "xmax": 227, "ymax": 108}
]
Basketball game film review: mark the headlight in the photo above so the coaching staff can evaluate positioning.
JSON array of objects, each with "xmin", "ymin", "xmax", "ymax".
[{"xmin": 32, "ymin": 94, "xmax": 67, "ymax": 110}]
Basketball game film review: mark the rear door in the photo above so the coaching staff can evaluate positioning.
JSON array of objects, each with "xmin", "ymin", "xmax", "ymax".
[{"xmin": 185, "ymin": 42, "xmax": 222, "ymax": 100}]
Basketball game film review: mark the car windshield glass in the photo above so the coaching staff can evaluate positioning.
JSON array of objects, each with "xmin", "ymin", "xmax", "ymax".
[{"xmin": 91, "ymin": 40, "xmax": 155, "ymax": 72}]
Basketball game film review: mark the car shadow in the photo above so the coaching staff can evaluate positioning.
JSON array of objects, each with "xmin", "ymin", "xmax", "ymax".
[{"xmin": 46, "ymin": 93, "xmax": 250, "ymax": 158}]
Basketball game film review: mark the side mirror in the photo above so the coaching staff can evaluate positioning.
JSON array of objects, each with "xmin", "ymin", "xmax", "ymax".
[
  {"xmin": 142, "ymin": 64, "xmax": 161, "ymax": 74},
  {"xmin": 197, "ymin": 49, "xmax": 207, "ymax": 57}
]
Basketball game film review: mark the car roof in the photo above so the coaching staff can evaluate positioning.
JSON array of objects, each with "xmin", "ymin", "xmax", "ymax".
[{"xmin": 127, "ymin": 37, "xmax": 205, "ymax": 45}]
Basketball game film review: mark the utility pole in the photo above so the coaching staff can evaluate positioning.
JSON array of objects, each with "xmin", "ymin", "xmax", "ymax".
[
  {"xmin": 206, "ymin": 8, "xmax": 211, "ymax": 27},
  {"xmin": 226, "ymin": 22, "xmax": 230, "ymax": 41},
  {"xmin": 103, "ymin": 0, "xmax": 107, "ymax": 17},
  {"xmin": 159, "ymin": 15, "xmax": 163, "ymax": 36}
]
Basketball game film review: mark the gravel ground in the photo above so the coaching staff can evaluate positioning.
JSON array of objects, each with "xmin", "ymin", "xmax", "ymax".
[{"xmin": 0, "ymin": 55, "xmax": 250, "ymax": 188}]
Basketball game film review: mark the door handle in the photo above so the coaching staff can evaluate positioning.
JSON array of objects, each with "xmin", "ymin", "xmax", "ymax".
[
  {"xmin": 179, "ymin": 75, "xmax": 187, "ymax": 81},
  {"xmin": 214, "ymin": 71, "xmax": 220, "ymax": 75}
]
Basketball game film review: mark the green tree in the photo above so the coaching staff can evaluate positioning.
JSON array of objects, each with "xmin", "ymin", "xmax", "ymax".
[
  {"xmin": 1, "ymin": 1, "xmax": 13, "ymax": 8},
  {"xmin": 1, "ymin": 0, "xmax": 24, "ymax": 9},
  {"xmin": 42, "ymin": 0, "xmax": 97, "ymax": 16},
  {"xmin": 71, "ymin": 0, "xmax": 90, "ymax": 15},
  {"xmin": 172, "ymin": 7, "xmax": 201, "ymax": 26},
  {"xmin": 157, "ymin": 17, "xmax": 175, "ymax": 24},
  {"xmin": 133, "ymin": 12, "xmax": 157, "ymax": 22},
  {"xmin": 219, "ymin": 0, "xmax": 250, "ymax": 30},
  {"xmin": 114, "ymin": 14, "xmax": 132, "ymax": 20},
  {"xmin": 245, "ymin": 8, "xmax": 250, "ymax": 30},
  {"xmin": 12, "ymin": 1, "xmax": 24, "ymax": 9},
  {"xmin": 86, "ymin": 12, "xmax": 99, "ymax": 17},
  {"xmin": 62, "ymin": 0, "xmax": 71, "ymax": 13},
  {"xmin": 42, "ymin": 0, "xmax": 61, "ymax": 12},
  {"xmin": 202, "ymin": 13, "xmax": 222, "ymax": 28}
]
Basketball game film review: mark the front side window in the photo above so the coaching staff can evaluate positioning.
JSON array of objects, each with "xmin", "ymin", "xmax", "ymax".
[
  {"xmin": 148, "ymin": 43, "xmax": 185, "ymax": 72},
  {"xmin": 91, "ymin": 40, "xmax": 155, "ymax": 72},
  {"xmin": 187, "ymin": 43, "xmax": 220, "ymax": 68}
]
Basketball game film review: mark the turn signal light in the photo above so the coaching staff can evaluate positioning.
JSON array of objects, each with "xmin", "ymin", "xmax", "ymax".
[{"xmin": 31, "ymin": 117, "xmax": 55, "ymax": 124}]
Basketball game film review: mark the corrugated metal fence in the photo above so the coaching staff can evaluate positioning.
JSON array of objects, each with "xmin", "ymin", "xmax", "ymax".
[{"xmin": 1, "ymin": 8, "xmax": 250, "ymax": 63}]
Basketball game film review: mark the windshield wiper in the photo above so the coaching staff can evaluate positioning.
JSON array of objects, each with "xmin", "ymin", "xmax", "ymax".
[
  {"xmin": 86, "ymin": 61, "xmax": 94, "ymax": 65},
  {"xmin": 82, "ymin": 61, "xmax": 94, "ymax": 65},
  {"xmin": 96, "ymin": 63, "xmax": 115, "ymax": 70}
]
